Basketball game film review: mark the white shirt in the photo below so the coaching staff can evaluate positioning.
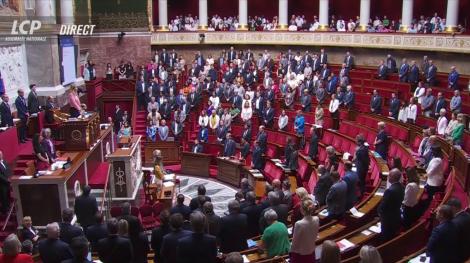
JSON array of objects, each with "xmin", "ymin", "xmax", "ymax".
[
  {"xmin": 278, "ymin": 115, "xmax": 289, "ymax": 130},
  {"xmin": 407, "ymin": 104, "xmax": 417, "ymax": 121},
  {"xmin": 209, "ymin": 96, "xmax": 220, "ymax": 109},
  {"xmin": 437, "ymin": 116, "xmax": 448, "ymax": 135},
  {"xmin": 291, "ymin": 215, "xmax": 319, "ymax": 255},
  {"xmin": 241, "ymin": 107, "xmax": 253, "ymax": 122},
  {"xmin": 426, "ymin": 157, "xmax": 444, "ymax": 187},
  {"xmin": 329, "ymin": 99, "xmax": 339, "ymax": 113},
  {"xmin": 403, "ymin": 182, "xmax": 420, "ymax": 207},
  {"xmin": 198, "ymin": 115, "xmax": 209, "ymax": 127},
  {"xmin": 398, "ymin": 107, "xmax": 408, "ymax": 123},
  {"xmin": 414, "ymin": 87, "xmax": 425, "ymax": 104}
]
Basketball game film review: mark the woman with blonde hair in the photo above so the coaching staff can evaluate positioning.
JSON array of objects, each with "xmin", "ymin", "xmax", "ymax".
[
  {"xmin": 292, "ymin": 187, "xmax": 313, "ymax": 222},
  {"xmin": 290, "ymin": 199, "xmax": 319, "ymax": 263},
  {"xmin": 153, "ymin": 149, "xmax": 167, "ymax": 181},
  {"xmin": 320, "ymin": 240, "xmax": 340, "ymax": 263},
  {"xmin": 117, "ymin": 219, "xmax": 129, "ymax": 237},
  {"xmin": 359, "ymin": 245, "xmax": 383, "ymax": 263},
  {"xmin": 68, "ymin": 86, "xmax": 82, "ymax": 118}
]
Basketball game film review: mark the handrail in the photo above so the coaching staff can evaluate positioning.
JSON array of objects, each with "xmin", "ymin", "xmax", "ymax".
[
  {"xmin": 100, "ymin": 164, "xmax": 112, "ymax": 214},
  {"xmin": 131, "ymin": 94, "xmax": 138, "ymax": 135},
  {"xmin": 2, "ymin": 198, "xmax": 15, "ymax": 231}
]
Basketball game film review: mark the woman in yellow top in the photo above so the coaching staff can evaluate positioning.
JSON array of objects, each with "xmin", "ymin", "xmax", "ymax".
[{"xmin": 153, "ymin": 149, "xmax": 166, "ymax": 181}]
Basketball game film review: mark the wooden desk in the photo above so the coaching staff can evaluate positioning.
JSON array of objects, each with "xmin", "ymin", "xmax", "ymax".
[
  {"xmin": 143, "ymin": 141, "xmax": 180, "ymax": 166},
  {"xmin": 244, "ymin": 167, "xmax": 266, "ymax": 198},
  {"xmin": 63, "ymin": 112, "xmax": 100, "ymax": 151},
  {"xmin": 107, "ymin": 136, "xmax": 143, "ymax": 200},
  {"xmin": 10, "ymin": 126, "xmax": 113, "ymax": 226},
  {"xmin": 217, "ymin": 157, "xmax": 243, "ymax": 187},
  {"xmin": 181, "ymin": 152, "xmax": 211, "ymax": 177}
]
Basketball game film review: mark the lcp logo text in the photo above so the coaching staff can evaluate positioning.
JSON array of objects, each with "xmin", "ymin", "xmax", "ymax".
[{"xmin": 11, "ymin": 20, "xmax": 42, "ymax": 35}]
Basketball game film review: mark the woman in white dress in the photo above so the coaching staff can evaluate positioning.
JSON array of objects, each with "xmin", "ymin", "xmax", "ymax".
[
  {"xmin": 397, "ymin": 101, "xmax": 408, "ymax": 123},
  {"xmin": 241, "ymin": 101, "xmax": 253, "ymax": 123}
]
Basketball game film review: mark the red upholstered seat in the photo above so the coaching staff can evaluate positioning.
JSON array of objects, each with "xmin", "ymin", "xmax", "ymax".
[
  {"xmin": 322, "ymin": 131, "xmax": 334, "ymax": 145},
  {"xmin": 306, "ymin": 169, "xmax": 318, "ymax": 194},
  {"xmin": 318, "ymin": 147, "xmax": 327, "ymax": 162},
  {"xmin": 297, "ymin": 157, "xmax": 310, "ymax": 182},
  {"xmin": 266, "ymin": 144, "xmax": 278, "ymax": 158},
  {"xmin": 139, "ymin": 204, "xmax": 159, "ymax": 230},
  {"xmin": 110, "ymin": 207, "xmax": 122, "ymax": 218}
]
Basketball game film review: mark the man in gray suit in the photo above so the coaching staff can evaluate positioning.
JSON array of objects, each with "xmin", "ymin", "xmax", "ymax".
[
  {"xmin": 420, "ymin": 88, "xmax": 435, "ymax": 117},
  {"xmin": 326, "ymin": 171, "xmax": 347, "ymax": 220},
  {"xmin": 450, "ymin": 90, "xmax": 462, "ymax": 113},
  {"xmin": 27, "ymin": 84, "xmax": 40, "ymax": 114},
  {"xmin": 158, "ymin": 120, "xmax": 169, "ymax": 141}
]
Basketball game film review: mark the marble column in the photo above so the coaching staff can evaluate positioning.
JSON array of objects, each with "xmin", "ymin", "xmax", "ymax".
[
  {"xmin": 158, "ymin": 0, "xmax": 168, "ymax": 30},
  {"xmin": 238, "ymin": 0, "xmax": 248, "ymax": 30},
  {"xmin": 358, "ymin": 0, "xmax": 370, "ymax": 31},
  {"xmin": 445, "ymin": 0, "xmax": 459, "ymax": 31},
  {"xmin": 400, "ymin": 0, "xmax": 413, "ymax": 32},
  {"xmin": 60, "ymin": 0, "xmax": 74, "ymax": 25},
  {"xmin": 199, "ymin": 0, "xmax": 208, "ymax": 29},
  {"xmin": 318, "ymin": 0, "xmax": 329, "ymax": 30},
  {"xmin": 35, "ymin": 0, "xmax": 56, "ymax": 24},
  {"xmin": 278, "ymin": 0, "xmax": 288, "ymax": 29}
]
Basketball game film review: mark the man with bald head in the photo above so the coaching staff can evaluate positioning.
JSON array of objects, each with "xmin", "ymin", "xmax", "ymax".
[
  {"xmin": 38, "ymin": 222, "xmax": 73, "ymax": 263},
  {"xmin": 378, "ymin": 168, "xmax": 404, "ymax": 241}
]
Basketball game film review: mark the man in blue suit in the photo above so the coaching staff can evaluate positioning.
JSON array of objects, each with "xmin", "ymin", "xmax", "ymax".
[
  {"xmin": 14, "ymin": 89, "xmax": 29, "ymax": 143},
  {"xmin": 448, "ymin": 66, "xmax": 460, "ymax": 90},
  {"xmin": 377, "ymin": 60, "xmax": 388, "ymax": 80},
  {"xmin": 256, "ymin": 126, "xmax": 267, "ymax": 154},
  {"xmin": 300, "ymin": 89, "xmax": 312, "ymax": 112},
  {"xmin": 398, "ymin": 58, "xmax": 409, "ymax": 82},
  {"xmin": 223, "ymin": 133, "xmax": 236, "ymax": 157},
  {"xmin": 426, "ymin": 60, "xmax": 437, "ymax": 86},
  {"xmin": 192, "ymin": 139, "xmax": 204, "ymax": 153},
  {"xmin": 160, "ymin": 213, "xmax": 192, "ymax": 263},
  {"xmin": 343, "ymin": 85, "xmax": 355, "ymax": 110},
  {"xmin": 262, "ymin": 102, "xmax": 274, "ymax": 128},
  {"xmin": 378, "ymin": 169, "xmax": 404, "ymax": 241},
  {"xmin": 326, "ymin": 75, "xmax": 337, "ymax": 94},
  {"xmin": 354, "ymin": 135, "xmax": 370, "ymax": 194},
  {"xmin": 433, "ymin": 92, "xmax": 446, "ymax": 118},
  {"xmin": 251, "ymin": 141, "xmax": 264, "ymax": 169},
  {"xmin": 294, "ymin": 110, "xmax": 305, "ymax": 136},
  {"xmin": 320, "ymin": 64, "xmax": 330, "ymax": 81},
  {"xmin": 388, "ymin": 93, "xmax": 400, "ymax": 120},
  {"xmin": 408, "ymin": 60, "xmax": 419, "ymax": 86},
  {"xmin": 343, "ymin": 161, "xmax": 359, "ymax": 209},
  {"xmin": 427, "ymin": 205, "xmax": 459, "ymax": 263}
]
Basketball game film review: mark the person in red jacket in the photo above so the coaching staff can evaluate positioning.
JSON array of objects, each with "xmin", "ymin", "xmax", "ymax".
[{"xmin": 0, "ymin": 234, "xmax": 34, "ymax": 263}]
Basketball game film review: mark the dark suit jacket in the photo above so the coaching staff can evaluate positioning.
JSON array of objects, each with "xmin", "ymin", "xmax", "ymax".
[
  {"xmin": 389, "ymin": 98, "xmax": 400, "ymax": 118},
  {"xmin": 434, "ymin": 98, "xmax": 446, "ymax": 116},
  {"xmin": 189, "ymin": 195, "xmax": 211, "ymax": 211},
  {"xmin": 58, "ymin": 223, "xmax": 83, "ymax": 245},
  {"xmin": 241, "ymin": 203, "xmax": 262, "ymax": 237},
  {"xmin": 19, "ymin": 226, "xmax": 38, "ymax": 242},
  {"xmin": 223, "ymin": 139, "xmax": 236, "ymax": 157},
  {"xmin": 256, "ymin": 131, "xmax": 267, "ymax": 153},
  {"xmin": 408, "ymin": 65, "xmax": 419, "ymax": 83},
  {"xmin": 151, "ymin": 224, "xmax": 171, "ymax": 262},
  {"xmin": 0, "ymin": 102, "xmax": 14, "ymax": 127},
  {"xmin": 114, "ymin": 109, "xmax": 123, "ymax": 131},
  {"xmin": 170, "ymin": 204, "xmax": 191, "ymax": 220},
  {"xmin": 355, "ymin": 145, "xmax": 370, "ymax": 177},
  {"xmin": 38, "ymin": 238, "xmax": 73, "ymax": 263},
  {"xmin": 427, "ymin": 221, "xmax": 459, "ymax": 263},
  {"xmin": 198, "ymin": 128, "xmax": 209, "ymax": 143},
  {"xmin": 97, "ymin": 235, "xmax": 133, "ymax": 263},
  {"xmin": 309, "ymin": 134, "xmax": 319, "ymax": 159},
  {"xmin": 74, "ymin": 194, "xmax": 98, "ymax": 228},
  {"xmin": 130, "ymin": 232, "xmax": 150, "ymax": 263},
  {"xmin": 241, "ymin": 143, "xmax": 250, "ymax": 159},
  {"xmin": 0, "ymin": 161, "xmax": 11, "ymax": 186},
  {"xmin": 242, "ymin": 128, "xmax": 251, "ymax": 142},
  {"xmin": 15, "ymin": 96, "xmax": 28, "ymax": 120},
  {"xmin": 219, "ymin": 213, "xmax": 248, "ymax": 253},
  {"xmin": 191, "ymin": 144, "xmax": 204, "ymax": 154},
  {"xmin": 314, "ymin": 174, "xmax": 334, "ymax": 206},
  {"xmin": 160, "ymin": 230, "xmax": 192, "ymax": 263},
  {"xmin": 27, "ymin": 92, "xmax": 40, "ymax": 114},
  {"xmin": 85, "ymin": 223, "xmax": 108, "ymax": 252},
  {"xmin": 378, "ymin": 182, "xmax": 404, "ymax": 228},
  {"xmin": 44, "ymin": 102, "xmax": 55, "ymax": 124},
  {"xmin": 370, "ymin": 95, "xmax": 382, "ymax": 114},
  {"xmin": 176, "ymin": 233, "xmax": 217, "ymax": 263},
  {"xmin": 259, "ymin": 204, "xmax": 289, "ymax": 231},
  {"xmin": 252, "ymin": 146, "xmax": 263, "ymax": 169},
  {"xmin": 41, "ymin": 139, "xmax": 56, "ymax": 161},
  {"xmin": 171, "ymin": 122, "xmax": 183, "ymax": 137},
  {"xmin": 452, "ymin": 211, "xmax": 470, "ymax": 261}
]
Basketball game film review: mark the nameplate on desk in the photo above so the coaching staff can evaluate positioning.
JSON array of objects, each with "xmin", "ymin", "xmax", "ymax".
[
  {"xmin": 319, "ymin": 209, "xmax": 328, "ymax": 217},
  {"xmin": 249, "ymin": 169, "xmax": 260, "ymax": 173},
  {"xmin": 368, "ymin": 223, "xmax": 381, "ymax": 234},
  {"xmin": 19, "ymin": 176, "xmax": 33, "ymax": 179},
  {"xmin": 252, "ymin": 173, "xmax": 264, "ymax": 178},
  {"xmin": 374, "ymin": 189, "xmax": 385, "ymax": 196},
  {"xmin": 336, "ymin": 239, "xmax": 355, "ymax": 252},
  {"xmin": 349, "ymin": 207, "xmax": 365, "ymax": 218}
]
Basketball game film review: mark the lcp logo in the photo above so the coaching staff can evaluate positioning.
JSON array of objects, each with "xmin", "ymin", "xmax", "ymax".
[{"xmin": 11, "ymin": 20, "xmax": 42, "ymax": 35}]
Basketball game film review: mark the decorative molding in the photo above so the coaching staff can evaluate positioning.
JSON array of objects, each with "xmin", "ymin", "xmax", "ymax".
[{"xmin": 151, "ymin": 32, "xmax": 470, "ymax": 53}]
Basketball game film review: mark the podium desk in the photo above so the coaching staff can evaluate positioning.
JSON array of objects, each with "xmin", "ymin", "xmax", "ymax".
[
  {"xmin": 63, "ymin": 112, "xmax": 100, "ymax": 151},
  {"xmin": 143, "ymin": 141, "xmax": 180, "ymax": 166},
  {"xmin": 181, "ymin": 152, "xmax": 212, "ymax": 177},
  {"xmin": 10, "ymin": 125, "xmax": 113, "ymax": 226},
  {"xmin": 217, "ymin": 157, "xmax": 243, "ymax": 187},
  {"xmin": 107, "ymin": 136, "xmax": 143, "ymax": 200},
  {"xmin": 244, "ymin": 167, "xmax": 266, "ymax": 198}
]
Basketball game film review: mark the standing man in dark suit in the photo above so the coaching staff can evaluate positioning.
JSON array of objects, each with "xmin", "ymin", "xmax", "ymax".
[
  {"xmin": 386, "ymin": 54, "xmax": 397, "ymax": 73},
  {"xmin": 262, "ymin": 102, "xmax": 274, "ymax": 128},
  {"xmin": 408, "ymin": 60, "xmax": 419, "ymax": 86},
  {"xmin": 189, "ymin": 185, "xmax": 212, "ymax": 211},
  {"xmin": 170, "ymin": 194, "xmax": 192, "ymax": 220},
  {"xmin": 447, "ymin": 198, "xmax": 470, "ymax": 262},
  {"xmin": 433, "ymin": 92, "xmax": 446, "ymax": 118},
  {"xmin": 160, "ymin": 213, "xmax": 192, "ymax": 263},
  {"xmin": 354, "ymin": 135, "xmax": 370, "ymax": 194},
  {"xmin": 256, "ymin": 126, "xmax": 267, "ymax": 154},
  {"xmin": 136, "ymin": 76, "xmax": 147, "ymax": 110},
  {"xmin": 388, "ymin": 93, "xmax": 400, "ymax": 120},
  {"xmin": 241, "ymin": 192, "xmax": 263, "ymax": 237},
  {"xmin": 326, "ymin": 171, "xmax": 348, "ymax": 220},
  {"xmin": 118, "ymin": 202, "xmax": 143, "ymax": 238},
  {"xmin": 38, "ymin": 222, "xmax": 73, "ymax": 263},
  {"xmin": 176, "ymin": 211, "xmax": 217, "ymax": 263},
  {"xmin": 160, "ymin": 48, "xmax": 170, "ymax": 66},
  {"xmin": 398, "ymin": 58, "xmax": 409, "ymax": 82},
  {"xmin": 240, "ymin": 138, "xmax": 250, "ymax": 160},
  {"xmin": 74, "ymin": 185, "xmax": 98, "ymax": 231},
  {"xmin": 259, "ymin": 191, "xmax": 289, "ymax": 231},
  {"xmin": 27, "ymin": 84, "xmax": 40, "ymax": 114},
  {"xmin": 191, "ymin": 139, "xmax": 204, "ymax": 154},
  {"xmin": 319, "ymin": 48, "xmax": 328, "ymax": 66},
  {"xmin": 377, "ymin": 60, "xmax": 388, "ymax": 79},
  {"xmin": 113, "ymin": 104, "xmax": 123, "ymax": 133},
  {"xmin": 448, "ymin": 66, "xmax": 460, "ymax": 90},
  {"xmin": 370, "ymin": 89, "xmax": 382, "ymax": 114},
  {"xmin": 241, "ymin": 123, "xmax": 251, "ymax": 142},
  {"xmin": 375, "ymin": 122, "xmax": 389, "ymax": 160},
  {"xmin": 0, "ymin": 151, "xmax": 11, "ymax": 214},
  {"xmin": 59, "ymin": 208, "xmax": 84, "ymax": 244},
  {"xmin": 223, "ymin": 133, "xmax": 236, "ymax": 157},
  {"xmin": 378, "ymin": 169, "xmax": 404, "ymax": 241},
  {"xmin": 219, "ymin": 200, "xmax": 248, "ymax": 253},
  {"xmin": 15, "ymin": 89, "xmax": 29, "ymax": 143},
  {"xmin": 343, "ymin": 85, "xmax": 355, "ymax": 110},
  {"xmin": 344, "ymin": 51, "xmax": 354, "ymax": 69},
  {"xmin": 427, "ymin": 205, "xmax": 459, "ymax": 263},
  {"xmin": 426, "ymin": 60, "xmax": 437, "ymax": 86},
  {"xmin": 0, "ymin": 94, "xmax": 13, "ymax": 127},
  {"xmin": 300, "ymin": 89, "xmax": 312, "ymax": 112},
  {"xmin": 85, "ymin": 213, "xmax": 108, "ymax": 252},
  {"xmin": 97, "ymin": 218, "xmax": 133, "ymax": 263},
  {"xmin": 44, "ymin": 96, "xmax": 56, "ymax": 124},
  {"xmin": 251, "ymin": 141, "xmax": 264, "ymax": 170}
]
